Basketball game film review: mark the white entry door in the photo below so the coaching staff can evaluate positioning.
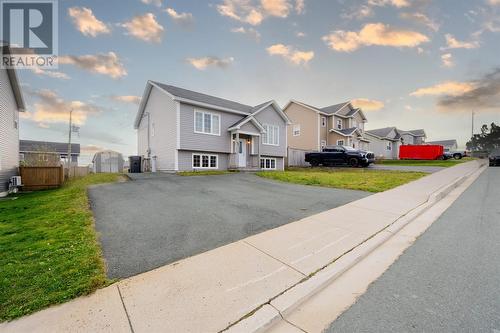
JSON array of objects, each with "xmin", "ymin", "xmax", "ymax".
[{"xmin": 238, "ymin": 139, "xmax": 246, "ymax": 167}]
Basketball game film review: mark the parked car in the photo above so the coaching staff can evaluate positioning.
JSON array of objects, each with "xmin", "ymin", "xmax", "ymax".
[
  {"xmin": 305, "ymin": 146, "xmax": 375, "ymax": 167},
  {"xmin": 489, "ymin": 148, "xmax": 500, "ymax": 166},
  {"xmin": 448, "ymin": 150, "xmax": 467, "ymax": 159}
]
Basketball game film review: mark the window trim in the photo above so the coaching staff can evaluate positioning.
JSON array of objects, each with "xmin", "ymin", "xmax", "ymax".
[
  {"xmin": 194, "ymin": 110, "xmax": 221, "ymax": 136},
  {"xmin": 336, "ymin": 119, "xmax": 342, "ymax": 130},
  {"xmin": 386, "ymin": 142, "xmax": 392, "ymax": 151},
  {"xmin": 192, "ymin": 153, "xmax": 218, "ymax": 169},
  {"xmin": 320, "ymin": 140, "xmax": 327, "ymax": 149},
  {"xmin": 336, "ymin": 140, "xmax": 344, "ymax": 146},
  {"xmin": 263, "ymin": 124, "xmax": 279, "ymax": 146},
  {"xmin": 321, "ymin": 116, "xmax": 326, "ymax": 128},
  {"xmin": 292, "ymin": 124, "xmax": 301, "ymax": 137},
  {"xmin": 260, "ymin": 157, "xmax": 277, "ymax": 170}
]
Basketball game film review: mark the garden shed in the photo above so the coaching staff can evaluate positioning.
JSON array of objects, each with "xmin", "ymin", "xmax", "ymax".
[{"xmin": 92, "ymin": 150, "xmax": 124, "ymax": 173}]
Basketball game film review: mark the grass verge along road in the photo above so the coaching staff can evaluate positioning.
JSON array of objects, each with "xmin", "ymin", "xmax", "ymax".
[
  {"xmin": 257, "ymin": 168, "xmax": 426, "ymax": 193},
  {"xmin": 377, "ymin": 158, "xmax": 472, "ymax": 167},
  {"xmin": 0, "ymin": 174, "xmax": 121, "ymax": 322}
]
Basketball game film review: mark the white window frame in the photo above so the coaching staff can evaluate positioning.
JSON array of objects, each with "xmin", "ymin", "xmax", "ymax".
[
  {"xmin": 260, "ymin": 157, "xmax": 277, "ymax": 170},
  {"xmin": 194, "ymin": 110, "xmax": 221, "ymax": 136},
  {"xmin": 292, "ymin": 124, "xmax": 301, "ymax": 137},
  {"xmin": 192, "ymin": 153, "xmax": 218, "ymax": 169},
  {"xmin": 321, "ymin": 117, "xmax": 326, "ymax": 128},
  {"xmin": 263, "ymin": 124, "xmax": 279, "ymax": 146},
  {"xmin": 320, "ymin": 140, "xmax": 327, "ymax": 149},
  {"xmin": 337, "ymin": 140, "xmax": 344, "ymax": 146},
  {"xmin": 386, "ymin": 142, "xmax": 392, "ymax": 151},
  {"xmin": 336, "ymin": 119, "xmax": 342, "ymax": 130}
]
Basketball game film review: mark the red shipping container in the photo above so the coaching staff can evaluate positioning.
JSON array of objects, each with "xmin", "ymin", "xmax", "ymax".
[{"xmin": 399, "ymin": 145, "xmax": 444, "ymax": 160}]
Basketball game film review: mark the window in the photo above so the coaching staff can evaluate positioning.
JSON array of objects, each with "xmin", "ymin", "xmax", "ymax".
[
  {"xmin": 260, "ymin": 157, "xmax": 276, "ymax": 170},
  {"xmin": 263, "ymin": 124, "xmax": 279, "ymax": 145},
  {"xmin": 19, "ymin": 153, "xmax": 25, "ymax": 161},
  {"xmin": 292, "ymin": 124, "xmax": 301, "ymax": 136},
  {"xmin": 321, "ymin": 140, "xmax": 327, "ymax": 149},
  {"xmin": 337, "ymin": 140, "xmax": 344, "ymax": 146},
  {"xmin": 14, "ymin": 111, "xmax": 18, "ymax": 129},
  {"xmin": 192, "ymin": 153, "xmax": 218, "ymax": 169},
  {"xmin": 321, "ymin": 117, "xmax": 326, "ymax": 127},
  {"xmin": 194, "ymin": 110, "xmax": 220, "ymax": 135},
  {"xmin": 386, "ymin": 142, "xmax": 392, "ymax": 150},
  {"xmin": 352, "ymin": 119, "xmax": 357, "ymax": 128},
  {"xmin": 336, "ymin": 119, "xmax": 342, "ymax": 130}
]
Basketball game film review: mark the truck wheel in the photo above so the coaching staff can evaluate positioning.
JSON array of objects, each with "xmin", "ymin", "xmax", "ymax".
[
  {"xmin": 453, "ymin": 153, "xmax": 462, "ymax": 160},
  {"xmin": 349, "ymin": 158, "xmax": 359, "ymax": 167},
  {"xmin": 310, "ymin": 160, "xmax": 319, "ymax": 167}
]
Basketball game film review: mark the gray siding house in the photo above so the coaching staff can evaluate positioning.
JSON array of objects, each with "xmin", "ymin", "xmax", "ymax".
[
  {"xmin": 365, "ymin": 127, "xmax": 427, "ymax": 159},
  {"xmin": 134, "ymin": 81, "xmax": 291, "ymax": 171},
  {"xmin": 19, "ymin": 140, "xmax": 80, "ymax": 166},
  {"xmin": 427, "ymin": 139, "xmax": 458, "ymax": 152},
  {"xmin": 0, "ymin": 46, "xmax": 25, "ymax": 196}
]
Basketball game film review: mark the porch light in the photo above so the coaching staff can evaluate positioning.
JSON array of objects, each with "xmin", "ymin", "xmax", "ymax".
[{"xmin": 247, "ymin": 139, "xmax": 251, "ymax": 144}]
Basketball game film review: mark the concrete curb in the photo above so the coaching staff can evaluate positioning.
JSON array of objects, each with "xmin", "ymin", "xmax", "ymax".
[{"xmin": 226, "ymin": 161, "xmax": 487, "ymax": 332}]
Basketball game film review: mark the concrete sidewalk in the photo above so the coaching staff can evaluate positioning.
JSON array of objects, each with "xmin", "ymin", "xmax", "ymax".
[{"xmin": 0, "ymin": 161, "xmax": 484, "ymax": 333}]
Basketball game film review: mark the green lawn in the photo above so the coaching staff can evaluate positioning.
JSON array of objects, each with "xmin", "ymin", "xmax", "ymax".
[
  {"xmin": 177, "ymin": 170, "xmax": 236, "ymax": 176},
  {"xmin": 377, "ymin": 158, "xmax": 473, "ymax": 167},
  {"xmin": 0, "ymin": 173, "xmax": 122, "ymax": 322},
  {"xmin": 257, "ymin": 168, "xmax": 427, "ymax": 193}
]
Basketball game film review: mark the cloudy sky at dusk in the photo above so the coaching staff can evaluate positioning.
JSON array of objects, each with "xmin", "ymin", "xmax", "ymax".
[{"xmin": 17, "ymin": 0, "xmax": 500, "ymax": 164}]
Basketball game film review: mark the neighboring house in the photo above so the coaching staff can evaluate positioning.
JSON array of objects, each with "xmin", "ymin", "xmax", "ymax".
[
  {"xmin": 427, "ymin": 139, "xmax": 458, "ymax": 152},
  {"xmin": 0, "ymin": 46, "xmax": 25, "ymax": 196},
  {"xmin": 365, "ymin": 127, "xmax": 427, "ymax": 159},
  {"xmin": 134, "ymin": 81, "xmax": 291, "ymax": 171},
  {"xmin": 19, "ymin": 140, "xmax": 80, "ymax": 166},
  {"xmin": 283, "ymin": 100, "xmax": 370, "ymax": 164},
  {"xmin": 92, "ymin": 150, "xmax": 124, "ymax": 173}
]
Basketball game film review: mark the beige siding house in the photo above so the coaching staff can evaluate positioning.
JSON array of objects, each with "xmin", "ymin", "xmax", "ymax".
[{"xmin": 284, "ymin": 100, "xmax": 370, "ymax": 165}]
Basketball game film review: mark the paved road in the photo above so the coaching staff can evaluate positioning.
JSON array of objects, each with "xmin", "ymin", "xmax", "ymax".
[
  {"xmin": 368, "ymin": 164, "xmax": 445, "ymax": 173},
  {"xmin": 326, "ymin": 167, "xmax": 500, "ymax": 332},
  {"xmin": 88, "ymin": 173, "xmax": 369, "ymax": 279}
]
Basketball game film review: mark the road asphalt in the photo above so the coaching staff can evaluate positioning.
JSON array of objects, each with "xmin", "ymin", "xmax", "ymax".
[
  {"xmin": 88, "ymin": 173, "xmax": 369, "ymax": 279},
  {"xmin": 326, "ymin": 167, "xmax": 500, "ymax": 332}
]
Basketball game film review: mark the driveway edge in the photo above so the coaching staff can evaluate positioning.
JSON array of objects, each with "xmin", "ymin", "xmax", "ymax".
[{"xmin": 224, "ymin": 161, "xmax": 487, "ymax": 333}]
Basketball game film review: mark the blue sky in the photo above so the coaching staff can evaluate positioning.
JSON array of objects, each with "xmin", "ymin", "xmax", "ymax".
[{"xmin": 18, "ymin": 0, "xmax": 500, "ymax": 164}]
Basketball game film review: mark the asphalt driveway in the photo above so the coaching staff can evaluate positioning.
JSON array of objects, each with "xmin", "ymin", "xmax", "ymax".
[{"xmin": 88, "ymin": 173, "xmax": 370, "ymax": 278}]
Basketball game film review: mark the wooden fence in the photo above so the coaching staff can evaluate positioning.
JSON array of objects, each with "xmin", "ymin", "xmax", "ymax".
[
  {"xmin": 287, "ymin": 148, "xmax": 313, "ymax": 167},
  {"xmin": 65, "ymin": 166, "xmax": 90, "ymax": 178},
  {"xmin": 20, "ymin": 166, "xmax": 64, "ymax": 191}
]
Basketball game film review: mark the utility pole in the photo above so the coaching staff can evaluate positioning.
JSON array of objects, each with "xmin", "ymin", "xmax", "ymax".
[
  {"xmin": 67, "ymin": 109, "xmax": 73, "ymax": 178},
  {"xmin": 471, "ymin": 110, "xmax": 475, "ymax": 139}
]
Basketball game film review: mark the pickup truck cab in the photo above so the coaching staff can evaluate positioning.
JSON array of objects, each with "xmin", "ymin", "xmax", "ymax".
[{"xmin": 305, "ymin": 145, "xmax": 375, "ymax": 167}]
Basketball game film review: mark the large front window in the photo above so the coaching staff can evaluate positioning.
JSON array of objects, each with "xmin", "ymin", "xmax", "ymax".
[
  {"xmin": 194, "ymin": 110, "xmax": 220, "ymax": 135},
  {"xmin": 192, "ymin": 153, "xmax": 218, "ymax": 169},
  {"xmin": 263, "ymin": 124, "xmax": 279, "ymax": 145},
  {"xmin": 260, "ymin": 157, "xmax": 276, "ymax": 170}
]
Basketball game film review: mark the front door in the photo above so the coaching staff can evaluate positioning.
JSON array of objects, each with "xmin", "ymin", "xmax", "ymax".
[{"xmin": 238, "ymin": 139, "xmax": 247, "ymax": 167}]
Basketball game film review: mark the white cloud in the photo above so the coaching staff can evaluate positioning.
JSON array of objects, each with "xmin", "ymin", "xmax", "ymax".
[
  {"xmin": 81, "ymin": 145, "xmax": 106, "ymax": 154},
  {"xmin": 441, "ymin": 53, "xmax": 454, "ymax": 68},
  {"xmin": 121, "ymin": 13, "xmax": 164, "ymax": 43},
  {"xmin": 165, "ymin": 8, "xmax": 194, "ymax": 27},
  {"xmin": 351, "ymin": 98, "xmax": 385, "ymax": 111},
  {"xmin": 186, "ymin": 56, "xmax": 235, "ymax": 70},
  {"xmin": 322, "ymin": 23, "xmax": 429, "ymax": 52},
  {"xmin": 488, "ymin": 0, "xmax": 500, "ymax": 4},
  {"xmin": 410, "ymin": 81, "xmax": 476, "ymax": 97},
  {"xmin": 59, "ymin": 52, "xmax": 127, "ymax": 79},
  {"xmin": 400, "ymin": 12, "xmax": 440, "ymax": 31},
  {"xmin": 296, "ymin": 31, "xmax": 306, "ymax": 37},
  {"xmin": 109, "ymin": 95, "xmax": 141, "ymax": 105},
  {"xmin": 295, "ymin": 0, "xmax": 305, "ymax": 14},
  {"xmin": 261, "ymin": 0, "xmax": 290, "ymax": 17},
  {"xmin": 231, "ymin": 26, "xmax": 261, "ymax": 41},
  {"xmin": 24, "ymin": 89, "xmax": 101, "ymax": 125},
  {"xmin": 442, "ymin": 34, "xmax": 480, "ymax": 49},
  {"xmin": 266, "ymin": 44, "xmax": 314, "ymax": 65},
  {"xmin": 68, "ymin": 7, "xmax": 110, "ymax": 37},
  {"xmin": 30, "ymin": 67, "xmax": 70, "ymax": 80},
  {"xmin": 141, "ymin": 0, "xmax": 162, "ymax": 7},
  {"xmin": 368, "ymin": 0, "xmax": 410, "ymax": 8}
]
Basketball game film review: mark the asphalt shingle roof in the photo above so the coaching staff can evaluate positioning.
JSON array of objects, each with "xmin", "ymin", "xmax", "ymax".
[
  {"xmin": 334, "ymin": 127, "xmax": 358, "ymax": 136},
  {"xmin": 399, "ymin": 129, "xmax": 426, "ymax": 137},
  {"xmin": 366, "ymin": 127, "xmax": 397, "ymax": 138},
  {"xmin": 20, "ymin": 140, "xmax": 80, "ymax": 154},
  {"xmin": 320, "ymin": 102, "xmax": 350, "ymax": 115},
  {"xmin": 152, "ymin": 81, "xmax": 255, "ymax": 114}
]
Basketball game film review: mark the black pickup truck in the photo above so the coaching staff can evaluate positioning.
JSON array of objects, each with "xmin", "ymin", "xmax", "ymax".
[{"xmin": 305, "ymin": 146, "xmax": 375, "ymax": 167}]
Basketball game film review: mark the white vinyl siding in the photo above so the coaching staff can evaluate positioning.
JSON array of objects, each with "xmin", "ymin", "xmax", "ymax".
[
  {"xmin": 192, "ymin": 153, "xmax": 218, "ymax": 169},
  {"xmin": 263, "ymin": 124, "xmax": 279, "ymax": 146},
  {"xmin": 260, "ymin": 157, "xmax": 276, "ymax": 170},
  {"xmin": 194, "ymin": 110, "xmax": 220, "ymax": 136}
]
